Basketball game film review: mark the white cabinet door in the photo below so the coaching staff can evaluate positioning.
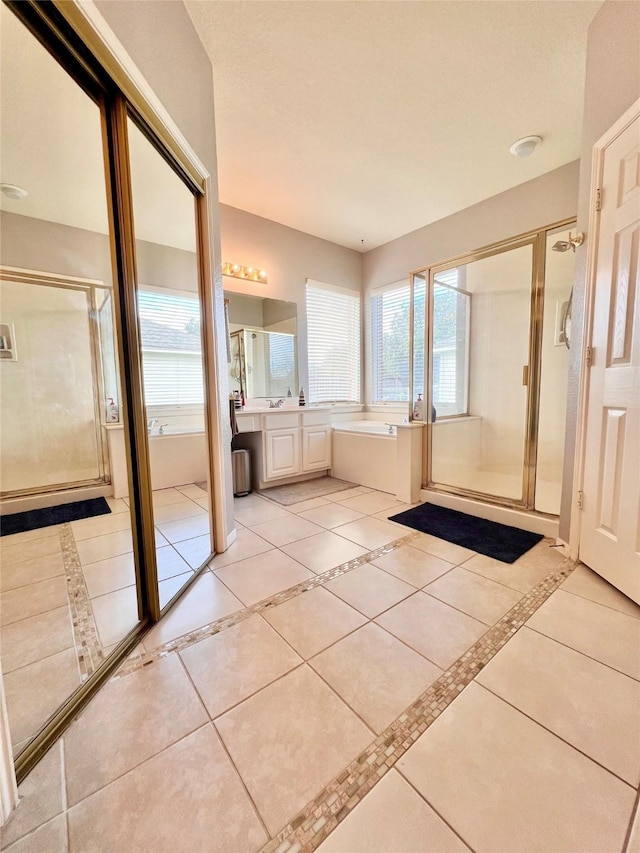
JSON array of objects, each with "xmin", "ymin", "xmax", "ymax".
[
  {"xmin": 302, "ymin": 426, "xmax": 332, "ymax": 471},
  {"xmin": 265, "ymin": 428, "xmax": 300, "ymax": 480}
]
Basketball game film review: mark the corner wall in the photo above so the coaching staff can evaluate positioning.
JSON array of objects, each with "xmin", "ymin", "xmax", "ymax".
[
  {"xmin": 362, "ymin": 161, "xmax": 579, "ymax": 416},
  {"xmin": 219, "ymin": 204, "xmax": 362, "ymax": 397},
  {"xmin": 363, "ymin": 161, "xmax": 579, "ymax": 291},
  {"xmin": 559, "ymin": 0, "xmax": 640, "ymax": 540}
]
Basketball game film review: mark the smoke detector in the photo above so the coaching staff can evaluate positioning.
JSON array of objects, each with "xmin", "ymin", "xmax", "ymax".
[
  {"xmin": 509, "ymin": 136, "xmax": 542, "ymax": 158},
  {"xmin": 0, "ymin": 183, "xmax": 28, "ymax": 200}
]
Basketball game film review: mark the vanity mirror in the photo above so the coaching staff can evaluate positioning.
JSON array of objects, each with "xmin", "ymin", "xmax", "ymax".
[{"xmin": 224, "ymin": 291, "xmax": 298, "ymax": 399}]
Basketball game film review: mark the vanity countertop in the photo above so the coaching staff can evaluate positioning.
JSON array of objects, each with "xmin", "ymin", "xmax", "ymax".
[{"xmin": 236, "ymin": 405, "xmax": 331, "ymax": 414}]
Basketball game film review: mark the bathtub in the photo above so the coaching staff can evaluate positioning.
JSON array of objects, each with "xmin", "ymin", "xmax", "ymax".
[
  {"xmin": 104, "ymin": 424, "xmax": 208, "ymax": 497},
  {"xmin": 331, "ymin": 420, "xmax": 397, "ymax": 493}
]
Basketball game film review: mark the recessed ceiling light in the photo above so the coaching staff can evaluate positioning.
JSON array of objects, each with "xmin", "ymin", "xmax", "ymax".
[
  {"xmin": 509, "ymin": 136, "xmax": 542, "ymax": 158},
  {"xmin": 0, "ymin": 183, "xmax": 28, "ymax": 200}
]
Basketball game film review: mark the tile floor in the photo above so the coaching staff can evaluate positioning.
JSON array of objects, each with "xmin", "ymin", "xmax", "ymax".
[
  {"xmin": 0, "ymin": 483, "xmax": 211, "ymax": 754},
  {"xmin": 2, "ymin": 485, "xmax": 640, "ymax": 853}
]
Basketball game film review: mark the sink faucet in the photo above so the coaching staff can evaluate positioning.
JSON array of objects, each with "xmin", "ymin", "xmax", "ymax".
[
  {"xmin": 147, "ymin": 418, "xmax": 158, "ymax": 434},
  {"xmin": 268, "ymin": 399, "xmax": 285, "ymax": 408}
]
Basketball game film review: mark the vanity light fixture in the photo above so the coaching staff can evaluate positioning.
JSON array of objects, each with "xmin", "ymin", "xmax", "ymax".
[{"xmin": 222, "ymin": 261, "xmax": 268, "ymax": 284}]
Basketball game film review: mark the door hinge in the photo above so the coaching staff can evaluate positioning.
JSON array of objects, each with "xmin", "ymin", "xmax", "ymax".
[
  {"xmin": 585, "ymin": 346, "xmax": 593, "ymax": 367},
  {"xmin": 595, "ymin": 188, "xmax": 602, "ymax": 212},
  {"xmin": 577, "ymin": 490, "xmax": 584, "ymax": 509}
]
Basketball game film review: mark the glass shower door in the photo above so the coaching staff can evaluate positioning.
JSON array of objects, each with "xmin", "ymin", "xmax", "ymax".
[
  {"xmin": 0, "ymin": 279, "xmax": 102, "ymax": 494},
  {"xmin": 430, "ymin": 242, "xmax": 534, "ymax": 504}
]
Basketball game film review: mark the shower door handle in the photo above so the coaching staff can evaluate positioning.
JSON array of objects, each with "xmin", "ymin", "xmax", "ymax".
[{"xmin": 522, "ymin": 365, "xmax": 529, "ymax": 386}]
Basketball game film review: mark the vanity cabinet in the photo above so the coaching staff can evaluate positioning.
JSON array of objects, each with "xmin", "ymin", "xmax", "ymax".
[
  {"xmin": 234, "ymin": 407, "xmax": 332, "ymax": 489},
  {"xmin": 265, "ymin": 427, "xmax": 301, "ymax": 479},
  {"xmin": 302, "ymin": 426, "xmax": 331, "ymax": 470}
]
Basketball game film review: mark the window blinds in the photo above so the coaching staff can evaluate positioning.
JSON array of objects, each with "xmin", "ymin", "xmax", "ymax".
[
  {"xmin": 306, "ymin": 281, "xmax": 361, "ymax": 402},
  {"xmin": 137, "ymin": 288, "xmax": 204, "ymax": 407},
  {"xmin": 370, "ymin": 281, "xmax": 411, "ymax": 402}
]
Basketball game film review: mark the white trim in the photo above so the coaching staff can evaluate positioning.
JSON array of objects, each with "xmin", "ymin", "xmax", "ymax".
[
  {"xmin": 569, "ymin": 99, "xmax": 640, "ymax": 560},
  {"xmin": 0, "ymin": 672, "xmax": 18, "ymax": 826}
]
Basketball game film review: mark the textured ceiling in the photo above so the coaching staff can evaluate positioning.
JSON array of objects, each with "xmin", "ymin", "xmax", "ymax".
[{"xmin": 186, "ymin": 0, "xmax": 602, "ymax": 251}]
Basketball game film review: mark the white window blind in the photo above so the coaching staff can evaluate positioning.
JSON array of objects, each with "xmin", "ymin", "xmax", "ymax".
[
  {"xmin": 137, "ymin": 288, "xmax": 204, "ymax": 406},
  {"xmin": 370, "ymin": 281, "xmax": 411, "ymax": 402},
  {"xmin": 306, "ymin": 281, "xmax": 361, "ymax": 402}
]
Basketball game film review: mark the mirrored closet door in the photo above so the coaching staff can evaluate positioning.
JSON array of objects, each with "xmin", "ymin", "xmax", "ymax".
[
  {"xmin": 0, "ymin": 2, "xmax": 144, "ymax": 757},
  {"xmin": 0, "ymin": 1, "xmax": 217, "ymax": 781},
  {"xmin": 126, "ymin": 116, "xmax": 213, "ymax": 615}
]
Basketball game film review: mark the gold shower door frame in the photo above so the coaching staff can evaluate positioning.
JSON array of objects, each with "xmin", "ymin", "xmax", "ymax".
[{"xmin": 410, "ymin": 217, "xmax": 576, "ymax": 514}]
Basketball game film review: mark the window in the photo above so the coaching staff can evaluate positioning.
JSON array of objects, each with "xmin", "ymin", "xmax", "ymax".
[
  {"xmin": 370, "ymin": 280, "xmax": 411, "ymax": 402},
  {"xmin": 431, "ymin": 269, "xmax": 470, "ymax": 417},
  {"xmin": 138, "ymin": 288, "xmax": 204, "ymax": 406},
  {"xmin": 306, "ymin": 280, "xmax": 361, "ymax": 402}
]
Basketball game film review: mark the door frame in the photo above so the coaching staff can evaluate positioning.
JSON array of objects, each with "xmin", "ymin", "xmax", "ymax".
[{"xmin": 568, "ymin": 98, "xmax": 640, "ymax": 561}]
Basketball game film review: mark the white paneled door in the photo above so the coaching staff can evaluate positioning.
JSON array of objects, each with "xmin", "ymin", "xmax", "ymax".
[{"xmin": 580, "ymin": 105, "xmax": 640, "ymax": 604}]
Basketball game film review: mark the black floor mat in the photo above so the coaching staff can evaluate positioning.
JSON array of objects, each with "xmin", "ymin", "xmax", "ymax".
[
  {"xmin": 389, "ymin": 502, "xmax": 543, "ymax": 563},
  {"xmin": 1, "ymin": 497, "xmax": 111, "ymax": 537}
]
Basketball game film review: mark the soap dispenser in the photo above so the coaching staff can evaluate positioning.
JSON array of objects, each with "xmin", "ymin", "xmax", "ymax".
[{"xmin": 298, "ymin": 387, "xmax": 305, "ymax": 407}]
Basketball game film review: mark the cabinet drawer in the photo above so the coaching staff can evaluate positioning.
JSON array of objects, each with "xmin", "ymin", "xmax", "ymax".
[
  {"xmin": 264, "ymin": 412, "xmax": 299, "ymax": 430},
  {"xmin": 302, "ymin": 410, "xmax": 331, "ymax": 427},
  {"xmin": 236, "ymin": 414, "xmax": 259, "ymax": 433}
]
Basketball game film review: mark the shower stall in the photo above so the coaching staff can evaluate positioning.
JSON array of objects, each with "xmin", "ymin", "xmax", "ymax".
[{"xmin": 411, "ymin": 220, "xmax": 576, "ymax": 516}]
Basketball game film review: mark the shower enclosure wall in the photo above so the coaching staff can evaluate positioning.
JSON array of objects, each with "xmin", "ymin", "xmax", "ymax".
[{"xmin": 411, "ymin": 220, "xmax": 576, "ymax": 516}]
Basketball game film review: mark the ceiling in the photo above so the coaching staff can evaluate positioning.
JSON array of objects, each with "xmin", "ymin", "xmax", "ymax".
[{"xmin": 185, "ymin": 0, "xmax": 602, "ymax": 251}]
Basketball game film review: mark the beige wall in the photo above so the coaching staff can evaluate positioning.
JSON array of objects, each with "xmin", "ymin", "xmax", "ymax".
[
  {"xmin": 220, "ymin": 204, "xmax": 362, "ymax": 397},
  {"xmin": 363, "ymin": 161, "xmax": 579, "ymax": 292},
  {"xmin": 559, "ymin": 0, "xmax": 640, "ymax": 539}
]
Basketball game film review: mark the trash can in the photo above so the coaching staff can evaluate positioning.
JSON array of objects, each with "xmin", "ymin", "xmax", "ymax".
[{"xmin": 232, "ymin": 448, "xmax": 252, "ymax": 497}]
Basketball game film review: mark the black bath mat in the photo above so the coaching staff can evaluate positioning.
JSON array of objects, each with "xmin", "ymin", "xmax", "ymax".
[
  {"xmin": 389, "ymin": 502, "xmax": 543, "ymax": 563},
  {"xmin": 1, "ymin": 497, "xmax": 111, "ymax": 537}
]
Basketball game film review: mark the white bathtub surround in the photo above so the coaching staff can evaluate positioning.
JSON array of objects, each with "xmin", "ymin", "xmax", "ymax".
[
  {"xmin": 331, "ymin": 421, "xmax": 424, "ymax": 504},
  {"xmin": 396, "ymin": 423, "xmax": 425, "ymax": 504},
  {"xmin": 104, "ymin": 424, "xmax": 209, "ymax": 498}
]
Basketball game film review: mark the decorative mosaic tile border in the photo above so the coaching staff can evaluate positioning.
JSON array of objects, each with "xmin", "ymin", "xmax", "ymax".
[
  {"xmin": 114, "ymin": 531, "xmax": 421, "ymax": 678},
  {"xmin": 59, "ymin": 524, "xmax": 105, "ymax": 680},
  {"xmin": 260, "ymin": 554, "xmax": 577, "ymax": 853}
]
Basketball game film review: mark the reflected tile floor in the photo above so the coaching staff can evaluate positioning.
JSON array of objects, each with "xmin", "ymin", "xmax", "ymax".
[
  {"xmin": 0, "ymin": 483, "xmax": 210, "ymax": 755},
  {"xmin": 3, "ymin": 487, "xmax": 640, "ymax": 853}
]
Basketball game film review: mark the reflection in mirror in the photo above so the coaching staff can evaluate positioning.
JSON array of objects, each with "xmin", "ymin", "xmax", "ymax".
[
  {"xmin": 430, "ymin": 244, "xmax": 533, "ymax": 502},
  {"xmin": 0, "ymin": 5, "xmax": 142, "ymax": 755},
  {"xmin": 224, "ymin": 291, "xmax": 298, "ymax": 399},
  {"xmin": 127, "ymin": 117, "xmax": 212, "ymax": 610},
  {"xmin": 535, "ymin": 226, "xmax": 575, "ymax": 514},
  {"xmin": 411, "ymin": 272, "xmax": 426, "ymax": 422}
]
